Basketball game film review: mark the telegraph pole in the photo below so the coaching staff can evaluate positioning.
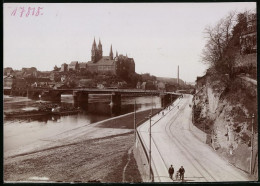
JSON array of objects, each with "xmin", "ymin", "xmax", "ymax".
[
  {"xmin": 145, "ymin": 113, "xmax": 152, "ymax": 181},
  {"xmin": 177, "ymin": 65, "xmax": 179, "ymax": 87},
  {"xmin": 149, "ymin": 114, "xmax": 152, "ymax": 181},
  {"xmin": 134, "ymin": 100, "xmax": 136, "ymax": 142},
  {"xmin": 151, "ymin": 95, "xmax": 153, "ymax": 115},
  {"xmin": 250, "ymin": 114, "xmax": 255, "ymax": 175},
  {"xmin": 246, "ymin": 114, "xmax": 255, "ymax": 175}
]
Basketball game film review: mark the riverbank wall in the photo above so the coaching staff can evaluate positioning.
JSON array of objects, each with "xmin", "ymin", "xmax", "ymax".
[
  {"xmin": 189, "ymin": 120, "xmax": 209, "ymax": 144},
  {"xmin": 133, "ymin": 135, "xmax": 152, "ymax": 182}
]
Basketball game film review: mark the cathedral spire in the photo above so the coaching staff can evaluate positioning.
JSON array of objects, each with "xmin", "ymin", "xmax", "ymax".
[
  {"xmin": 91, "ymin": 37, "xmax": 98, "ymax": 62},
  {"xmin": 98, "ymin": 38, "xmax": 102, "ymax": 46},
  {"xmin": 92, "ymin": 37, "xmax": 97, "ymax": 50},
  {"xmin": 98, "ymin": 38, "xmax": 103, "ymax": 58},
  {"xmin": 109, "ymin": 45, "xmax": 113, "ymax": 60}
]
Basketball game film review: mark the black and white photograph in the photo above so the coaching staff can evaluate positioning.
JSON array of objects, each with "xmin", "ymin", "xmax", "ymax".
[{"xmin": 3, "ymin": 2, "xmax": 257, "ymax": 183}]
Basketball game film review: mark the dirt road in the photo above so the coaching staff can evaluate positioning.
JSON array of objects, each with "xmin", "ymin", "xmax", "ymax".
[{"xmin": 138, "ymin": 95, "xmax": 250, "ymax": 182}]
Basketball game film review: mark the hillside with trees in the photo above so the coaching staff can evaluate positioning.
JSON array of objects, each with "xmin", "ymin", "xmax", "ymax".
[{"xmin": 193, "ymin": 10, "xmax": 257, "ymax": 176}]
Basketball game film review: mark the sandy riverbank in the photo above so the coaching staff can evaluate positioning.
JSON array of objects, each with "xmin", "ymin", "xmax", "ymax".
[{"xmin": 4, "ymin": 108, "xmax": 161, "ymax": 183}]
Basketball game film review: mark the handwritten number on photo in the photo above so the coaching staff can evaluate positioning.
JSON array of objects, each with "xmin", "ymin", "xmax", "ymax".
[{"xmin": 11, "ymin": 7, "xmax": 44, "ymax": 17}]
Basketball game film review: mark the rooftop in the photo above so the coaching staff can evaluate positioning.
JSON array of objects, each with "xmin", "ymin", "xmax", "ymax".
[{"xmin": 87, "ymin": 56, "xmax": 115, "ymax": 66}]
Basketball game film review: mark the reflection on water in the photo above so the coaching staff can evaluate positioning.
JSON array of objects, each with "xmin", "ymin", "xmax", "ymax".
[{"xmin": 4, "ymin": 94, "xmax": 161, "ymax": 152}]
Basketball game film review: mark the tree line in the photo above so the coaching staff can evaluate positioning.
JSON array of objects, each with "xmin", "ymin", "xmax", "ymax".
[{"xmin": 201, "ymin": 9, "xmax": 255, "ymax": 82}]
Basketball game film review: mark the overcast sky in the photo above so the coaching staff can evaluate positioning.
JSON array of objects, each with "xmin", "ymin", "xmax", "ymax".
[{"xmin": 4, "ymin": 2, "xmax": 256, "ymax": 82}]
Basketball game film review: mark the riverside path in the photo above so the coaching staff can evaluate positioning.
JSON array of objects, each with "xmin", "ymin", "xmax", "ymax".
[{"xmin": 137, "ymin": 94, "xmax": 250, "ymax": 182}]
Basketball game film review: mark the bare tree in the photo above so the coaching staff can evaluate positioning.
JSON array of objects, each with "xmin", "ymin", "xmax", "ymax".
[{"xmin": 201, "ymin": 11, "xmax": 237, "ymax": 77}]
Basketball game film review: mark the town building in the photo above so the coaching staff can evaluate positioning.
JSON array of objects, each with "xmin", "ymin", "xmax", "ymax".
[
  {"xmin": 4, "ymin": 67, "xmax": 14, "ymax": 76},
  {"xmin": 3, "ymin": 75, "xmax": 15, "ymax": 88},
  {"xmin": 68, "ymin": 61, "xmax": 79, "ymax": 71},
  {"xmin": 157, "ymin": 81, "xmax": 166, "ymax": 91},
  {"xmin": 79, "ymin": 62, "xmax": 87, "ymax": 71},
  {"xmin": 61, "ymin": 75, "xmax": 67, "ymax": 82},
  {"xmin": 21, "ymin": 67, "xmax": 38, "ymax": 77},
  {"xmin": 12, "ymin": 78, "xmax": 27, "ymax": 90},
  {"xmin": 50, "ymin": 72, "xmax": 60, "ymax": 82},
  {"xmin": 60, "ymin": 63, "xmax": 68, "ymax": 72},
  {"xmin": 240, "ymin": 13, "xmax": 257, "ymax": 55},
  {"xmin": 136, "ymin": 82, "xmax": 142, "ymax": 89},
  {"xmin": 25, "ymin": 77, "xmax": 52, "ymax": 88},
  {"xmin": 13, "ymin": 70, "xmax": 24, "ymax": 78},
  {"xmin": 38, "ymin": 71, "xmax": 51, "ymax": 78},
  {"xmin": 165, "ymin": 84, "xmax": 177, "ymax": 92}
]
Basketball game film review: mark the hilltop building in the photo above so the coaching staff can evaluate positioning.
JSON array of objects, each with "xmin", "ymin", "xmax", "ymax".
[
  {"xmin": 86, "ymin": 38, "xmax": 135, "ymax": 75},
  {"xmin": 58, "ymin": 38, "xmax": 135, "ymax": 76}
]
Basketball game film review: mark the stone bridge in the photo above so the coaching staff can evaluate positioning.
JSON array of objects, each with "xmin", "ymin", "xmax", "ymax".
[{"xmin": 12, "ymin": 88, "xmax": 181, "ymax": 108}]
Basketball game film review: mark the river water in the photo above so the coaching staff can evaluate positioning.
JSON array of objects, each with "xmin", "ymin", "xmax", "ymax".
[{"xmin": 4, "ymin": 94, "xmax": 161, "ymax": 153}]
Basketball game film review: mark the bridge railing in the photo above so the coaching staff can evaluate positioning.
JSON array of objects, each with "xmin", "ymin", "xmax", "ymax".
[{"xmin": 26, "ymin": 88, "xmax": 180, "ymax": 95}]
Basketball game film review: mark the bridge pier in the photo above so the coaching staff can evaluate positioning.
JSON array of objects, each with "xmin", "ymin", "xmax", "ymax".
[
  {"xmin": 110, "ymin": 92, "xmax": 121, "ymax": 116},
  {"xmin": 4, "ymin": 88, "xmax": 11, "ymax": 95},
  {"xmin": 111, "ymin": 104, "xmax": 121, "ymax": 116},
  {"xmin": 73, "ymin": 91, "xmax": 88, "ymax": 109},
  {"xmin": 161, "ymin": 94, "xmax": 178, "ymax": 108},
  {"xmin": 110, "ymin": 92, "xmax": 121, "ymax": 107},
  {"xmin": 10, "ymin": 89, "xmax": 27, "ymax": 97},
  {"xmin": 27, "ymin": 90, "xmax": 41, "ymax": 99},
  {"xmin": 41, "ymin": 90, "xmax": 61, "ymax": 102}
]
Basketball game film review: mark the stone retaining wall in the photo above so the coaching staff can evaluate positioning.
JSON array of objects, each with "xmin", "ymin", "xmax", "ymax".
[
  {"xmin": 189, "ymin": 121, "xmax": 208, "ymax": 143},
  {"xmin": 133, "ymin": 136, "xmax": 152, "ymax": 182}
]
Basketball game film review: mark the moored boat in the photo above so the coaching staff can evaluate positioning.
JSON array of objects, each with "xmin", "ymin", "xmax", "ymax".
[
  {"xmin": 51, "ymin": 110, "xmax": 81, "ymax": 115},
  {"xmin": 4, "ymin": 110, "xmax": 50, "ymax": 118},
  {"xmin": 4, "ymin": 105, "xmax": 82, "ymax": 119}
]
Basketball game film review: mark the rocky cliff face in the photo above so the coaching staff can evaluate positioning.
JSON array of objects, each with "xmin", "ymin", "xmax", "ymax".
[{"xmin": 193, "ymin": 75, "xmax": 257, "ymax": 175}]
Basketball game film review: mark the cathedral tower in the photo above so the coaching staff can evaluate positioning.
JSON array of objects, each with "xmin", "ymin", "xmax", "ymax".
[
  {"xmin": 109, "ymin": 45, "xmax": 114, "ymax": 60},
  {"xmin": 98, "ymin": 39, "xmax": 103, "ymax": 59},
  {"xmin": 91, "ymin": 38, "xmax": 103, "ymax": 62},
  {"xmin": 91, "ymin": 38, "xmax": 98, "ymax": 62}
]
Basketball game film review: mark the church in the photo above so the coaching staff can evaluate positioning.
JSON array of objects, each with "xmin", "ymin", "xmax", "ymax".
[{"xmin": 86, "ymin": 38, "xmax": 135, "ymax": 76}]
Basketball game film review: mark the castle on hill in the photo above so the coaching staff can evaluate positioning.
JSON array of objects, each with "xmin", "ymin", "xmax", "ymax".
[{"xmin": 60, "ymin": 38, "xmax": 135, "ymax": 76}]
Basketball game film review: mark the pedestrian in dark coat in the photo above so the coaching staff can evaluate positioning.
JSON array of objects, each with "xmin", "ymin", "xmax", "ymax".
[
  {"xmin": 168, "ymin": 165, "xmax": 174, "ymax": 180},
  {"xmin": 179, "ymin": 166, "xmax": 185, "ymax": 182}
]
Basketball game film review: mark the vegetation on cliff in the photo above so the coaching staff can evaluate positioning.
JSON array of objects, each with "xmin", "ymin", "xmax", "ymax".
[{"xmin": 193, "ymin": 10, "xmax": 257, "ymax": 175}]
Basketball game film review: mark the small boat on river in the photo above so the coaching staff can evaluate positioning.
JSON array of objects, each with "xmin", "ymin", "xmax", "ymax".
[
  {"xmin": 51, "ymin": 106, "xmax": 81, "ymax": 115},
  {"xmin": 4, "ymin": 107, "xmax": 81, "ymax": 119},
  {"xmin": 4, "ymin": 110, "xmax": 50, "ymax": 118},
  {"xmin": 51, "ymin": 110, "xmax": 81, "ymax": 116}
]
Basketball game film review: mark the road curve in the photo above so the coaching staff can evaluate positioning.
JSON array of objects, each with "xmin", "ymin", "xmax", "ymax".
[{"xmin": 137, "ymin": 95, "xmax": 250, "ymax": 182}]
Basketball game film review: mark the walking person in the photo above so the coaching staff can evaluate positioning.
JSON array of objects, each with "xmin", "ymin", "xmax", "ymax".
[
  {"xmin": 168, "ymin": 165, "xmax": 174, "ymax": 180},
  {"xmin": 179, "ymin": 166, "xmax": 185, "ymax": 182}
]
